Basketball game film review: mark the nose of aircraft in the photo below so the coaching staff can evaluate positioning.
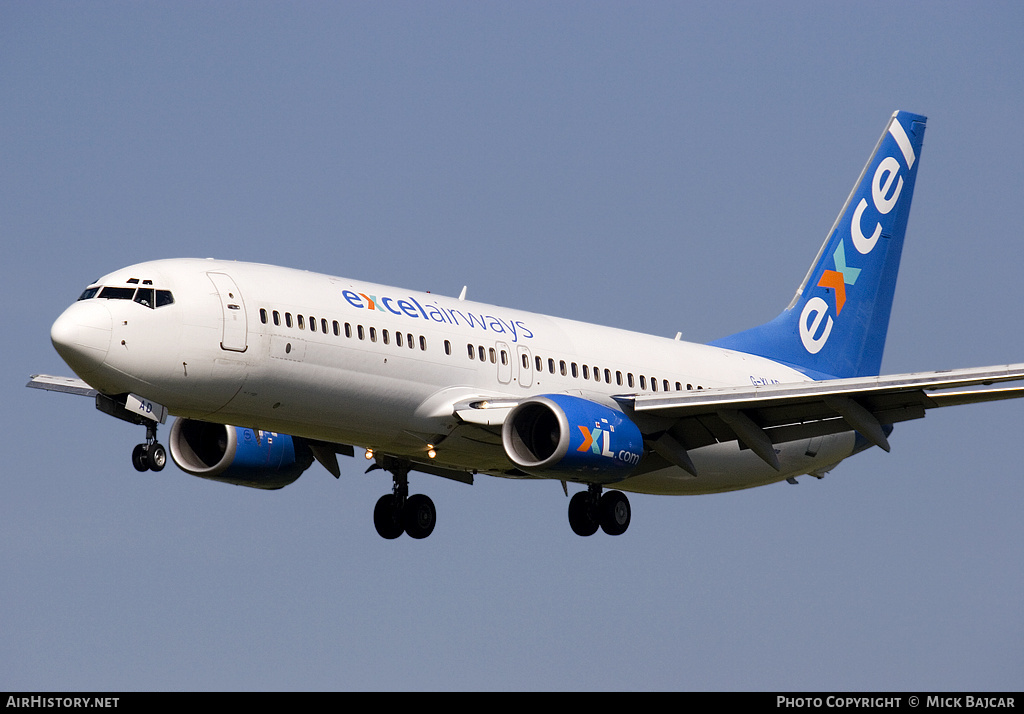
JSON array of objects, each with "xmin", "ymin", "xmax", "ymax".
[{"xmin": 51, "ymin": 301, "xmax": 112, "ymax": 378}]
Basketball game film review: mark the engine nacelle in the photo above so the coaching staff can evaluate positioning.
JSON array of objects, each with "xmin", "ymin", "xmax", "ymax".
[
  {"xmin": 501, "ymin": 394, "xmax": 644, "ymax": 482},
  {"xmin": 168, "ymin": 418, "xmax": 314, "ymax": 489}
]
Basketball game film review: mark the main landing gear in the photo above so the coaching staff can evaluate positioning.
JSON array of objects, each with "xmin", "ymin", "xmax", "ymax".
[
  {"xmin": 568, "ymin": 485, "xmax": 631, "ymax": 536},
  {"xmin": 370, "ymin": 457, "xmax": 436, "ymax": 540},
  {"xmin": 131, "ymin": 421, "xmax": 166, "ymax": 472}
]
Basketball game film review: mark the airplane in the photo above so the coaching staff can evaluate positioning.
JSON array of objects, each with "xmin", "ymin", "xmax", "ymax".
[{"xmin": 29, "ymin": 110, "xmax": 1024, "ymax": 539}]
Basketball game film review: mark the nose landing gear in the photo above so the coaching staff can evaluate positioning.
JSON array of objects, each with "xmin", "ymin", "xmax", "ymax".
[
  {"xmin": 90, "ymin": 392, "xmax": 168, "ymax": 474},
  {"xmin": 131, "ymin": 421, "xmax": 166, "ymax": 472}
]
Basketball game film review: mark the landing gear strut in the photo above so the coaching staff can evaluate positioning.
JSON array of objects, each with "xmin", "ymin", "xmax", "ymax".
[
  {"xmin": 131, "ymin": 421, "xmax": 166, "ymax": 472},
  {"xmin": 568, "ymin": 485, "xmax": 630, "ymax": 536},
  {"xmin": 371, "ymin": 457, "xmax": 436, "ymax": 539}
]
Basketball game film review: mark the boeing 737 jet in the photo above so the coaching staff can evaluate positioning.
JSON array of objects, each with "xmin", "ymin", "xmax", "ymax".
[{"xmin": 30, "ymin": 111, "xmax": 1024, "ymax": 539}]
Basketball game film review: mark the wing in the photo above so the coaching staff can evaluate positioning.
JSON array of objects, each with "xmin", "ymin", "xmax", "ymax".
[
  {"xmin": 26, "ymin": 374, "xmax": 99, "ymax": 397},
  {"xmin": 616, "ymin": 363, "xmax": 1024, "ymax": 474}
]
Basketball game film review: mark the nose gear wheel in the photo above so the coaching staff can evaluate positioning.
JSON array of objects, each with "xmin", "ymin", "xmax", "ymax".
[{"xmin": 132, "ymin": 422, "xmax": 166, "ymax": 472}]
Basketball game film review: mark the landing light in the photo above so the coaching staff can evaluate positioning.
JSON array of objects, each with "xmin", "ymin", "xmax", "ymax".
[{"xmin": 364, "ymin": 449, "xmax": 374, "ymax": 460}]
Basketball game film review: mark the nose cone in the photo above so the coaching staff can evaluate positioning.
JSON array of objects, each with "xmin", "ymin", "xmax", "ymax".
[{"xmin": 51, "ymin": 301, "xmax": 112, "ymax": 378}]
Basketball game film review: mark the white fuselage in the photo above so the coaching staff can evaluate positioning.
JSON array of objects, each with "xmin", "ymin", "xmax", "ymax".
[{"xmin": 52, "ymin": 258, "xmax": 858, "ymax": 495}]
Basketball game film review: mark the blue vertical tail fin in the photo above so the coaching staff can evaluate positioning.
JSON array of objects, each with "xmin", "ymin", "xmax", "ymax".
[{"xmin": 711, "ymin": 111, "xmax": 927, "ymax": 378}]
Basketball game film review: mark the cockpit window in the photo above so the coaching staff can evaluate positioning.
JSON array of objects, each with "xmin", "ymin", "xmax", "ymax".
[
  {"xmin": 133, "ymin": 288, "xmax": 154, "ymax": 308},
  {"xmin": 98, "ymin": 287, "xmax": 136, "ymax": 300},
  {"xmin": 80, "ymin": 285, "xmax": 175, "ymax": 308}
]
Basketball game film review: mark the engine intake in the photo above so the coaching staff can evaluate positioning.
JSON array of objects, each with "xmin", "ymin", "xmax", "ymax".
[
  {"xmin": 502, "ymin": 394, "xmax": 644, "ymax": 482},
  {"xmin": 168, "ymin": 418, "xmax": 313, "ymax": 489}
]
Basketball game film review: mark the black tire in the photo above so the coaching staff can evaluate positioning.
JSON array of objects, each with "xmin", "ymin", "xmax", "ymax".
[
  {"xmin": 147, "ymin": 443, "xmax": 167, "ymax": 472},
  {"xmin": 568, "ymin": 491, "xmax": 599, "ymax": 536},
  {"xmin": 132, "ymin": 444, "xmax": 150, "ymax": 472},
  {"xmin": 403, "ymin": 494, "xmax": 436, "ymax": 540},
  {"xmin": 599, "ymin": 490, "xmax": 630, "ymax": 536},
  {"xmin": 373, "ymin": 494, "xmax": 404, "ymax": 539}
]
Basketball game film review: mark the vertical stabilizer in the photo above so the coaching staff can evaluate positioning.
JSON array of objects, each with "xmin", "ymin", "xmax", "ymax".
[{"xmin": 711, "ymin": 111, "xmax": 927, "ymax": 378}]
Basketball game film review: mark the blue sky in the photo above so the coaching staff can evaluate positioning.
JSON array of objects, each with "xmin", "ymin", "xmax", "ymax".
[{"xmin": 2, "ymin": 1, "xmax": 1023, "ymax": 691}]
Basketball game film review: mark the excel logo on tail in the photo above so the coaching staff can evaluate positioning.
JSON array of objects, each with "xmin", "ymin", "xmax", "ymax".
[
  {"xmin": 799, "ymin": 116, "xmax": 917, "ymax": 355},
  {"xmin": 801, "ymin": 241, "xmax": 860, "ymax": 353}
]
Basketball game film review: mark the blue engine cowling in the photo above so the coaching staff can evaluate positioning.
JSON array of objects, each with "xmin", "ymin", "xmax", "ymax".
[
  {"xmin": 501, "ymin": 394, "xmax": 644, "ymax": 482},
  {"xmin": 168, "ymin": 418, "xmax": 314, "ymax": 489}
]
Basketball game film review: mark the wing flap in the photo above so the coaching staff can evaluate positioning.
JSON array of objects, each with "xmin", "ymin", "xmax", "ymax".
[
  {"xmin": 621, "ymin": 363, "xmax": 1024, "ymax": 472},
  {"xmin": 925, "ymin": 386, "xmax": 1024, "ymax": 408}
]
